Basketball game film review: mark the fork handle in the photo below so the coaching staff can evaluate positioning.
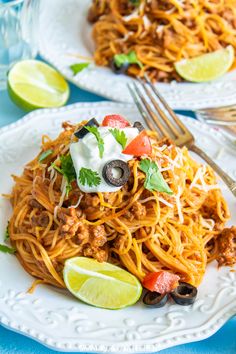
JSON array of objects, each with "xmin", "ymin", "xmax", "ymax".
[{"xmin": 190, "ymin": 144, "xmax": 236, "ymax": 197}]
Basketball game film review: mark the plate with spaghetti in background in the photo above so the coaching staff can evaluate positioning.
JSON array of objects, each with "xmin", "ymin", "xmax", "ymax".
[
  {"xmin": 39, "ymin": 0, "xmax": 236, "ymax": 109},
  {"xmin": 0, "ymin": 101, "xmax": 236, "ymax": 353}
]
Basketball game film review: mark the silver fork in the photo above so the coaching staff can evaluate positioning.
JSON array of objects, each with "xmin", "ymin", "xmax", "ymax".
[
  {"xmin": 196, "ymin": 105, "xmax": 236, "ymax": 126},
  {"xmin": 127, "ymin": 75, "xmax": 236, "ymax": 197}
]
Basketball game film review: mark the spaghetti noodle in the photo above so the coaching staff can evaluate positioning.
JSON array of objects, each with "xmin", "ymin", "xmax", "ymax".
[
  {"xmin": 88, "ymin": 0, "xmax": 236, "ymax": 81},
  {"xmin": 8, "ymin": 122, "xmax": 230, "ymax": 289}
]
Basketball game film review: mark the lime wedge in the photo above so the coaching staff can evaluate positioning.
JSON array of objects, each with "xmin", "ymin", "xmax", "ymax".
[
  {"xmin": 63, "ymin": 257, "xmax": 142, "ymax": 309},
  {"xmin": 174, "ymin": 46, "xmax": 234, "ymax": 82},
  {"xmin": 7, "ymin": 60, "xmax": 69, "ymax": 111}
]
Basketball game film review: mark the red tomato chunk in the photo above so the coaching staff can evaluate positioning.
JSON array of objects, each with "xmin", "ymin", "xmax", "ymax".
[
  {"xmin": 143, "ymin": 271, "xmax": 180, "ymax": 294},
  {"xmin": 122, "ymin": 130, "xmax": 152, "ymax": 156},
  {"xmin": 102, "ymin": 114, "xmax": 130, "ymax": 128}
]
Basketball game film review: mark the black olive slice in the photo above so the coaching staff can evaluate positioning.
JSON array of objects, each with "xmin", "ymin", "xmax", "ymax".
[
  {"xmin": 74, "ymin": 118, "xmax": 99, "ymax": 139},
  {"xmin": 102, "ymin": 160, "xmax": 130, "ymax": 187},
  {"xmin": 143, "ymin": 291, "xmax": 168, "ymax": 308},
  {"xmin": 133, "ymin": 121, "xmax": 145, "ymax": 132},
  {"xmin": 110, "ymin": 59, "xmax": 130, "ymax": 75},
  {"xmin": 171, "ymin": 282, "xmax": 197, "ymax": 306}
]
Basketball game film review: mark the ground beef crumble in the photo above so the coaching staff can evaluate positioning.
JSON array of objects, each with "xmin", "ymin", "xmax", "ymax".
[
  {"xmin": 57, "ymin": 207, "xmax": 107, "ymax": 262},
  {"xmin": 31, "ymin": 211, "xmax": 49, "ymax": 227},
  {"xmin": 217, "ymin": 226, "xmax": 236, "ymax": 267}
]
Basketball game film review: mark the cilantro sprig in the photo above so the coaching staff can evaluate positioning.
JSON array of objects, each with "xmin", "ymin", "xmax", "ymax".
[
  {"xmin": 139, "ymin": 159, "xmax": 173, "ymax": 194},
  {"xmin": 52, "ymin": 154, "xmax": 76, "ymax": 196},
  {"xmin": 114, "ymin": 51, "xmax": 143, "ymax": 69},
  {"xmin": 79, "ymin": 168, "xmax": 101, "ymax": 187},
  {"xmin": 70, "ymin": 62, "xmax": 90, "ymax": 75},
  {"xmin": 0, "ymin": 223, "xmax": 14, "ymax": 254},
  {"xmin": 85, "ymin": 126, "xmax": 105, "ymax": 158},
  {"xmin": 38, "ymin": 149, "xmax": 53, "ymax": 162},
  {"xmin": 5, "ymin": 222, "xmax": 9, "ymax": 240},
  {"xmin": 130, "ymin": 0, "xmax": 140, "ymax": 6},
  {"xmin": 0, "ymin": 244, "xmax": 16, "ymax": 254},
  {"xmin": 109, "ymin": 128, "xmax": 127, "ymax": 149}
]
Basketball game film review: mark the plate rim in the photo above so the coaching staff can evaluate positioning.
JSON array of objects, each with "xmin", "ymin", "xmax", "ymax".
[{"xmin": 0, "ymin": 101, "xmax": 236, "ymax": 353}]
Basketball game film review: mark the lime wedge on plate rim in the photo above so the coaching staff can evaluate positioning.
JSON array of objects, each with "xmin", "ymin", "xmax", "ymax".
[
  {"xmin": 174, "ymin": 45, "xmax": 234, "ymax": 82},
  {"xmin": 63, "ymin": 257, "xmax": 142, "ymax": 309},
  {"xmin": 7, "ymin": 60, "xmax": 69, "ymax": 111}
]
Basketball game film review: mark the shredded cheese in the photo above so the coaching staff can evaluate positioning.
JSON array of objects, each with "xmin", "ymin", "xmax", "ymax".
[
  {"xmin": 159, "ymin": 166, "xmax": 173, "ymax": 172},
  {"xmin": 175, "ymin": 186, "xmax": 184, "ymax": 224},
  {"xmin": 32, "ymin": 176, "xmax": 40, "ymax": 189},
  {"xmin": 163, "ymin": 154, "xmax": 181, "ymax": 168},
  {"xmin": 117, "ymin": 31, "xmax": 134, "ymax": 42},
  {"xmin": 143, "ymin": 15, "xmax": 151, "ymax": 30},
  {"xmin": 201, "ymin": 218, "xmax": 215, "ymax": 230},
  {"xmin": 69, "ymin": 195, "xmax": 84, "ymax": 209},
  {"xmin": 156, "ymin": 151, "xmax": 181, "ymax": 168},
  {"xmin": 166, "ymin": 7, "xmax": 176, "ymax": 14},
  {"xmin": 194, "ymin": 183, "xmax": 220, "ymax": 191},
  {"xmin": 175, "ymin": 147, "xmax": 184, "ymax": 165},
  {"xmin": 139, "ymin": 196, "xmax": 174, "ymax": 209},
  {"xmin": 156, "ymin": 25, "xmax": 164, "ymax": 35},
  {"xmin": 190, "ymin": 165, "xmax": 220, "ymax": 192},
  {"xmin": 158, "ymin": 144, "xmax": 168, "ymax": 152},
  {"xmin": 198, "ymin": 166, "xmax": 207, "ymax": 192},
  {"xmin": 190, "ymin": 166, "xmax": 205, "ymax": 190},
  {"xmin": 49, "ymin": 166, "xmax": 56, "ymax": 181},
  {"xmin": 123, "ymin": 10, "xmax": 139, "ymax": 21},
  {"xmin": 60, "ymin": 176, "xmax": 66, "ymax": 193},
  {"xmin": 139, "ymin": 196, "xmax": 156, "ymax": 203},
  {"xmin": 123, "ymin": 2, "xmax": 145, "ymax": 21},
  {"xmin": 53, "ymin": 206, "xmax": 59, "ymax": 223},
  {"xmin": 56, "ymin": 176, "xmax": 67, "ymax": 209},
  {"xmin": 158, "ymin": 197, "xmax": 174, "ymax": 208}
]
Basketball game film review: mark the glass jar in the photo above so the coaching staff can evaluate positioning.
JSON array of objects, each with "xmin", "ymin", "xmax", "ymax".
[{"xmin": 0, "ymin": 0, "xmax": 39, "ymax": 89}]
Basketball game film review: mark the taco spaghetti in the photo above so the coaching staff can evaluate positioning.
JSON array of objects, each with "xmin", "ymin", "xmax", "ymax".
[
  {"xmin": 8, "ymin": 120, "xmax": 230, "ymax": 290},
  {"xmin": 88, "ymin": 0, "xmax": 236, "ymax": 82}
]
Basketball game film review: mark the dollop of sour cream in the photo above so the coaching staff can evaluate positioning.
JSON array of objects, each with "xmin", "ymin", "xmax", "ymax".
[{"xmin": 70, "ymin": 127, "xmax": 139, "ymax": 193}]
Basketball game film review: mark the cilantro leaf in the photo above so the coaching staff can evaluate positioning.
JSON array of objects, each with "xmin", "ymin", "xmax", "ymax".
[
  {"xmin": 0, "ymin": 244, "xmax": 16, "ymax": 254},
  {"xmin": 38, "ymin": 149, "xmax": 53, "ymax": 162},
  {"xmin": 60, "ymin": 155, "xmax": 76, "ymax": 184},
  {"xmin": 114, "ymin": 51, "xmax": 143, "ymax": 69},
  {"xmin": 109, "ymin": 128, "xmax": 127, "ymax": 149},
  {"xmin": 66, "ymin": 184, "xmax": 72, "ymax": 196},
  {"xmin": 70, "ymin": 62, "xmax": 90, "ymax": 75},
  {"xmin": 52, "ymin": 164, "xmax": 63, "ymax": 174},
  {"xmin": 5, "ymin": 222, "xmax": 9, "ymax": 240},
  {"xmin": 130, "ymin": 0, "xmax": 140, "ymax": 6},
  {"xmin": 85, "ymin": 126, "xmax": 104, "ymax": 158},
  {"xmin": 79, "ymin": 168, "xmax": 101, "ymax": 187},
  {"xmin": 139, "ymin": 159, "xmax": 173, "ymax": 194},
  {"xmin": 52, "ymin": 154, "xmax": 76, "ymax": 196}
]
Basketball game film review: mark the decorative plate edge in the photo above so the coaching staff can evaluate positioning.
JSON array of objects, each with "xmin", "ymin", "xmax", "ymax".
[
  {"xmin": 1, "ymin": 303, "xmax": 235, "ymax": 353},
  {"xmin": 0, "ymin": 101, "xmax": 235, "ymax": 156},
  {"xmin": 40, "ymin": 50, "xmax": 236, "ymax": 109},
  {"xmin": 0, "ymin": 100, "xmax": 230, "ymax": 138}
]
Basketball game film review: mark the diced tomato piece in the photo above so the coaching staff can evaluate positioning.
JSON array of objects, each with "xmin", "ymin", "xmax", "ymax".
[
  {"xmin": 143, "ymin": 271, "xmax": 180, "ymax": 294},
  {"xmin": 102, "ymin": 114, "xmax": 130, "ymax": 128},
  {"xmin": 122, "ymin": 130, "xmax": 152, "ymax": 156}
]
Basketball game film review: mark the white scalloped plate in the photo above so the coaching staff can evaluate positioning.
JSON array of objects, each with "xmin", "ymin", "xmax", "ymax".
[
  {"xmin": 0, "ymin": 102, "xmax": 236, "ymax": 353},
  {"xmin": 39, "ymin": 0, "xmax": 236, "ymax": 109}
]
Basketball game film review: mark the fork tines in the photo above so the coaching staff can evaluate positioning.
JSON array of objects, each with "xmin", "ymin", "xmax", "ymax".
[
  {"xmin": 196, "ymin": 105, "xmax": 236, "ymax": 125},
  {"xmin": 127, "ymin": 75, "xmax": 193, "ymax": 145}
]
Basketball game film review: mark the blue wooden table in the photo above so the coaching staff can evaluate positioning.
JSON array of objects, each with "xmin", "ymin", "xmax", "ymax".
[{"xmin": 0, "ymin": 81, "xmax": 235, "ymax": 354}]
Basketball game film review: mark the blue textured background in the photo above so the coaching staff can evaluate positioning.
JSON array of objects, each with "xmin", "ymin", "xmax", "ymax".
[{"xmin": 0, "ymin": 80, "xmax": 235, "ymax": 353}]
